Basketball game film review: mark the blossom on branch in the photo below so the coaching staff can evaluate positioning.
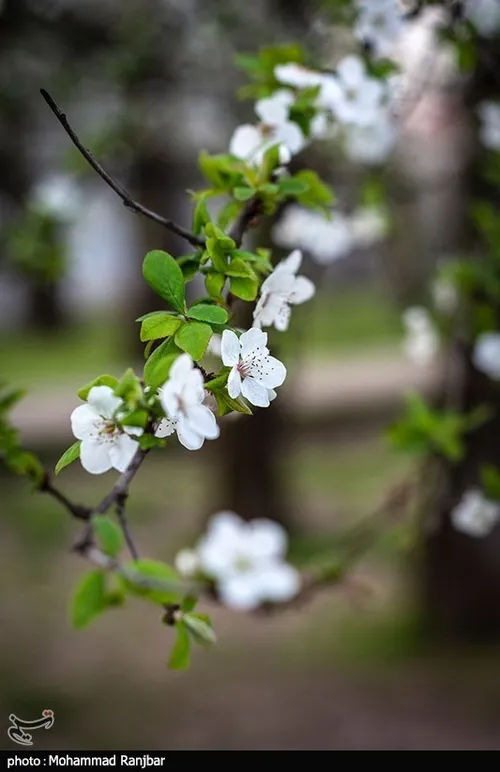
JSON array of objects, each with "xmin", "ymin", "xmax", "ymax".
[
  {"xmin": 71, "ymin": 386, "xmax": 142, "ymax": 475},
  {"xmin": 156, "ymin": 354, "xmax": 219, "ymax": 450},
  {"xmin": 221, "ymin": 328, "xmax": 286, "ymax": 408},
  {"xmin": 353, "ymin": 0, "xmax": 406, "ymax": 58},
  {"xmin": 451, "ymin": 489, "xmax": 500, "ymax": 537},
  {"xmin": 197, "ymin": 511, "xmax": 301, "ymax": 610},
  {"xmin": 253, "ymin": 249, "xmax": 315, "ymax": 331},
  {"xmin": 229, "ymin": 90, "xmax": 305, "ymax": 166}
]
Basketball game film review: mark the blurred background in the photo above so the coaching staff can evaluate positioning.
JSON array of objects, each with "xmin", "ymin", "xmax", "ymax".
[{"xmin": 1, "ymin": 0, "xmax": 500, "ymax": 751}]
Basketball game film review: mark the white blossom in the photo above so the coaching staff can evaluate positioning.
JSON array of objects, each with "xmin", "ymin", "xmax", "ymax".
[
  {"xmin": 196, "ymin": 511, "xmax": 301, "ymax": 610},
  {"xmin": 272, "ymin": 205, "xmax": 354, "ymax": 265},
  {"xmin": 327, "ymin": 55, "xmax": 387, "ymax": 127},
  {"xmin": 402, "ymin": 306, "xmax": 439, "ymax": 365},
  {"xmin": 229, "ymin": 90, "xmax": 305, "ymax": 167},
  {"xmin": 473, "ymin": 332, "xmax": 500, "ymax": 380},
  {"xmin": 354, "ymin": 0, "xmax": 406, "ymax": 59},
  {"xmin": 71, "ymin": 386, "xmax": 142, "ymax": 475},
  {"xmin": 343, "ymin": 110, "xmax": 397, "ymax": 164},
  {"xmin": 451, "ymin": 489, "xmax": 500, "ymax": 538},
  {"xmin": 478, "ymin": 101, "xmax": 500, "ymax": 152},
  {"xmin": 253, "ymin": 249, "xmax": 315, "ymax": 331},
  {"xmin": 464, "ymin": 0, "xmax": 500, "ymax": 37},
  {"xmin": 155, "ymin": 354, "xmax": 219, "ymax": 450},
  {"xmin": 175, "ymin": 548, "xmax": 200, "ymax": 577},
  {"xmin": 274, "ymin": 63, "xmax": 328, "ymax": 91},
  {"xmin": 221, "ymin": 328, "xmax": 286, "ymax": 408}
]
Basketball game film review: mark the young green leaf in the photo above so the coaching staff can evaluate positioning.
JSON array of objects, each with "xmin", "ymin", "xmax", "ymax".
[
  {"xmin": 226, "ymin": 258, "xmax": 256, "ymax": 279},
  {"xmin": 139, "ymin": 311, "xmax": 183, "ymax": 342},
  {"xmin": 229, "ymin": 275, "xmax": 258, "ymax": 301},
  {"xmin": 70, "ymin": 570, "xmax": 107, "ymax": 629},
  {"xmin": 93, "ymin": 515, "xmax": 124, "ymax": 558},
  {"xmin": 187, "ymin": 304, "xmax": 228, "ymax": 325},
  {"xmin": 205, "ymin": 272, "xmax": 226, "ymax": 300},
  {"xmin": 184, "ymin": 613, "xmax": 217, "ymax": 646},
  {"xmin": 481, "ymin": 465, "xmax": 500, "ymax": 501},
  {"xmin": 234, "ymin": 186, "xmax": 254, "ymax": 201},
  {"xmin": 55, "ymin": 440, "xmax": 81, "ymax": 476},
  {"xmin": 144, "ymin": 340, "xmax": 180, "ymax": 390},
  {"xmin": 122, "ymin": 559, "xmax": 183, "ymax": 604},
  {"xmin": 192, "ymin": 195, "xmax": 211, "ymax": 235},
  {"xmin": 142, "ymin": 250, "xmax": 186, "ymax": 313},
  {"xmin": 214, "ymin": 391, "xmax": 253, "ymax": 417},
  {"xmin": 114, "ymin": 368, "xmax": 142, "ymax": 402},
  {"xmin": 168, "ymin": 621, "xmax": 191, "ymax": 670},
  {"xmin": 77, "ymin": 375, "xmax": 119, "ymax": 401},
  {"xmin": 174, "ymin": 321, "xmax": 212, "ymax": 360}
]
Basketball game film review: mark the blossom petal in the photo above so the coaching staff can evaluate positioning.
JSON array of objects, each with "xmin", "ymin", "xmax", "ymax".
[
  {"xmin": 274, "ymin": 302, "xmax": 292, "ymax": 332},
  {"xmin": 87, "ymin": 386, "xmax": 122, "ymax": 419},
  {"xmin": 280, "ymin": 249, "xmax": 302, "ymax": 275},
  {"xmin": 219, "ymin": 572, "xmax": 261, "ymax": 610},
  {"xmin": 255, "ymin": 91, "xmax": 292, "ymax": 125},
  {"xmin": 109, "ymin": 433, "xmax": 139, "ymax": 473},
  {"xmin": 241, "ymin": 377, "xmax": 270, "ymax": 408},
  {"xmin": 337, "ymin": 55, "xmax": 365, "ymax": 87},
  {"xmin": 124, "ymin": 425, "xmax": 144, "ymax": 437},
  {"xmin": 248, "ymin": 355, "xmax": 286, "ymax": 389},
  {"xmin": 229, "ymin": 125, "xmax": 262, "ymax": 160},
  {"xmin": 247, "ymin": 519, "xmax": 288, "ymax": 559},
  {"xmin": 176, "ymin": 415, "xmax": 204, "ymax": 450},
  {"xmin": 227, "ymin": 367, "xmax": 242, "ymax": 399},
  {"xmin": 289, "ymin": 276, "xmax": 315, "ymax": 305},
  {"xmin": 169, "ymin": 353, "xmax": 195, "ymax": 382},
  {"xmin": 155, "ymin": 417, "xmax": 177, "ymax": 438},
  {"xmin": 256, "ymin": 562, "xmax": 301, "ymax": 602},
  {"xmin": 276, "ymin": 121, "xmax": 306, "ymax": 155},
  {"xmin": 80, "ymin": 437, "xmax": 113, "ymax": 475},
  {"xmin": 71, "ymin": 404, "xmax": 101, "ymax": 440},
  {"xmin": 240, "ymin": 327, "xmax": 268, "ymax": 359},
  {"xmin": 221, "ymin": 330, "xmax": 240, "ymax": 367},
  {"xmin": 186, "ymin": 404, "xmax": 220, "ymax": 440}
]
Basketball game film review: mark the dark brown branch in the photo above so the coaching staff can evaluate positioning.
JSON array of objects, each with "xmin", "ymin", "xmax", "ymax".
[
  {"xmin": 95, "ymin": 447, "xmax": 149, "ymax": 515},
  {"xmin": 39, "ymin": 89, "xmax": 204, "ymax": 249},
  {"xmin": 116, "ymin": 494, "xmax": 140, "ymax": 561},
  {"xmin": 229, "ymin": 197, "xmax": 262, "ymax": 247},
  {"xmin": 40, "ymin": 473, "xmax": 91, "ymax": 521}
]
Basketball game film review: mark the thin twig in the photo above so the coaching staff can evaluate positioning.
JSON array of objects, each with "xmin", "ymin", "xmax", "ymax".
[
  {"xmin": 39, "ymin": 89, "xmax": 204, "ymax": 249},
  {"xmin": 116, "ymin": 493, "xmax": 140, "ymax": 561},
  {"xmin": 95, "ymin": 447, "xmax": 149, "ymax": 515},
  {"xmin": 229, "ymin": 197, "xmax": 262, "ymax": 247},
  {"xmin": 40, "ymin": 474, "xmax": 91, "ymax": 521}
]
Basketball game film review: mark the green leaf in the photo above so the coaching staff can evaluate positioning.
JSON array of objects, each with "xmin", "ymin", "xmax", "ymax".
[
  {"xmin": 174, "ymin": 321, "xmax": 212, "ymax": 360},
  {"xmin": 0, "ymin": 386, "xmax": 25, "ymax": 414},
  {"xmin": 138, "ymin": 434, "xmax": 165, "ymax": 450},
  {"xmin": 192, "ymin": 195, "xmax": 211, "ymax": 235},
  {"xmin": 142, "ymin": 250, "xmax": 186, "ymax": 313},
  {"xmin": 205, "ymin": 272, "xmax": 226, "ymax": 300},
  {"xmin": 214, "ymin": 390, "xmax": 253, "ymax": 417},
  {"xmin": 184, "ymin": 613, "xmax": 217, "ymax": 646},
  {"xmin": 114, "ymin": 368, "xmax": 142, "ymax": 402},
  {"xmin": 229, "ymin": 275, "xmax": 258, "ymax": 301},
  {"xmin": 55, "ymin": 440, "xmax": 81, "ymax": 476},
  {"xmin": 168, "ymin": 622, "xmax": 191, "ymax": 670},
  {"xmin": 70, "ymin": 570, "xmax": 107, "ymax": 629},
  {"xmin": 187, "ymin": 303, "xmax": 228, "ymax": 325},
  {"xmin": 93, "ymin": 515, "xmax": 124, "ymax": 557},
  {"xmin": 481, "ymin": 465, "xmax": 500, "ymax": 501},
  {"xmin": 258, "ymin": 144, "xmax": 281, "ymax": 183},
  {"xmin": 144, "ymin": 340, "xmax": 180, "ymax": 390},
  {"xmin": 234, "ymin": 186, "xmax": 254, "ymax": 201},
  {"xmin": 226, "ymin": 258, "xmax": 256, "ymax": 279},
  {"xmin": 122, "ymin": 559, "xmax": 182, "ymax": 604},
  {"xmin": 294, "ymin": 170, "xmax": 334, "ymax": 213},
  {"xmin": 139, "ymin": 311, "xmax": 183, "ymax": 342},
  {"xmin": 278, "ymin": 176, "xmax": 310, "ymax": 196},
  {"xmin": 181, "ymin": 595, "xmax": 198, "ymax": 613},
  {"xmin": 119, "ymin": 408, "xmax": 148, "ymax": 430},
  {"xmin": 217, "ymin": 200, "xmax": 242, "ymax": 229},
  {"xmin": 77, "ymin": 375, "xmax": 119, "ymax": 401}
]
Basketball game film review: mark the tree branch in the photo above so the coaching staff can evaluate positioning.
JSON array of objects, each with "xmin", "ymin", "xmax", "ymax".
[
  {"xmin": 95, "ymin": 447, "xmax": 149, "ymax": 515},
  {"xmin": 39, "ymin": 89, "xmax": 204, "ymax": 249},
  {"xmin": 39, "ymin": 473, "xmax": 91, "ymax": 521},
  {"xmin": 116, "ymin": 494, "xmax": 140, "ymax": 561},
  {"xmin": 229, "ymin": 196, "xmax": 262, "ymax": 247}
]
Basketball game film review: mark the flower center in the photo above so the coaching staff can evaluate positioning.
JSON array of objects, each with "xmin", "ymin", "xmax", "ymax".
[
  {"xmin": 260, "ymin": 123, "xmax": 276, "ymax": 137},
  {"xmin": 234, "ymin": 556, "xmax": 253, "ymax": 573},
  {"xmin": 237, "ymin": 361, "xmax": 251, "ymax": 378}
]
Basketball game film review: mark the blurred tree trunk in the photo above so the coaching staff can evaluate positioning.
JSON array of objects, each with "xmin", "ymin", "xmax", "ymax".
[{"xmin": 421, "ymin": 41, "xmax": 500, "ymax": 640}]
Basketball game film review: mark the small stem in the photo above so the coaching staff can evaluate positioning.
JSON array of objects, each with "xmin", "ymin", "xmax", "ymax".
[
  {"xmin": 95, "ymin": 447, "xmax": 149, "ymax": 515},
  {"xmin": 40, "ymin": 474, "xmax": 91, "ymax": 521},
  {"xmin": 39, "ymin": 89, "xmax": 204, "ymax": 249},
  {"xmin": 229, "ymin": 197, "xmax": 262, "ymax": 247},
  {"xmin": 116, "ymin": 493, "xmax": 140, "ymax": 561}
]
